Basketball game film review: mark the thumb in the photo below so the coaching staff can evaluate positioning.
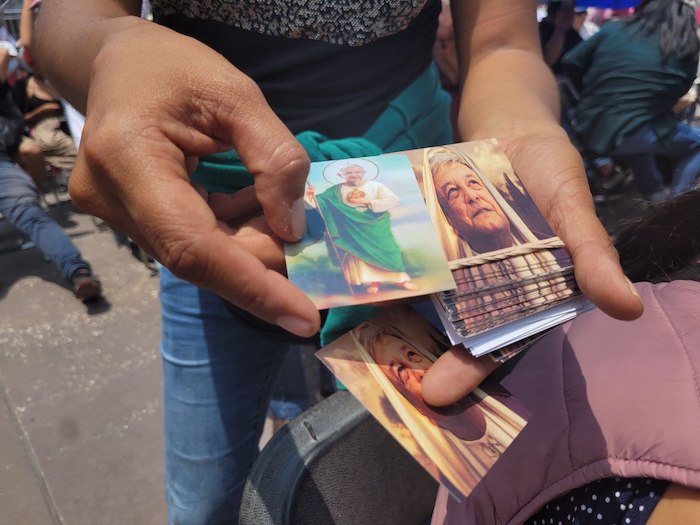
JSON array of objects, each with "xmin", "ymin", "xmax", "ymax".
[
  {"xmin": 549, "ymin": 179, "xmax": 644, "ymax": 320},
  {"xmin": 421, "ymin": 348, "xmax": 500, "ymax": 407}
]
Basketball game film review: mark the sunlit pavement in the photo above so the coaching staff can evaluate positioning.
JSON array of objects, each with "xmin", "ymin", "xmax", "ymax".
[{"xmin": 0, "ymin": 194, "xmax": 165, "ymax": 525}]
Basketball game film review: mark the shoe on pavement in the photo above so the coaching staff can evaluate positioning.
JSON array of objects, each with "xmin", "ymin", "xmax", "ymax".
[{"xmin": 71, "ymin": 270, "xmax": 103, "ymax": 301}]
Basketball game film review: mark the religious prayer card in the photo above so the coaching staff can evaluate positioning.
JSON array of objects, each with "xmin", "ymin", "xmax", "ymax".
[
  {"xmin": 317, "ymin": 306, "xmax": 530, "ymax": 500},
  {"xmin": 288, "ymin": 139, "xmax": 586, "ymax": 357},
  {"xmin": 285, "ymin": 155, "xmax": 455, "ymax": 309}
]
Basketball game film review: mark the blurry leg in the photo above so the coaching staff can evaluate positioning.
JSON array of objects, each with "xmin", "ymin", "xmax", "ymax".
[
  {"xmin": 268, "ymin": 344, "xmax": 314, "ymax": 428},
  {"xmin": 32, "ymin": 118, "xmax": 78, "ymax": 171},
  {"xmin": 664, "ymin": 124, "xmax": 700, "ymax": 194},
  {"xmin": 0, "ymin": 161, "xmax": 90, "ymax": 280},
  {"xmin": 614, "ymin": 152, "xmax": 667, "ymax": 202},
  {"xmin": 610, "ymin": 125, "xmax": 667, "ymax": 200},
  {"xmin": 160, "ymin": 268, "xmax": 289, "ymax": 525}
]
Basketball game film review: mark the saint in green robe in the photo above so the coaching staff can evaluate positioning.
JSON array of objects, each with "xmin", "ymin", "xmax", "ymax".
[{"xmin": 315, "ymin": 184, "xmax": 406, "ymax": 273}]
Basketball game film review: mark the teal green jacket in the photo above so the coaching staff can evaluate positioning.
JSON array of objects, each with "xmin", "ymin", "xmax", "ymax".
[{"xmin": 562, "ymin": 20, "xmax": 697, "ymax": 155}]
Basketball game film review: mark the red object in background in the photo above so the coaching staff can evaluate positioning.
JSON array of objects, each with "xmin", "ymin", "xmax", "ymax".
[{"xmin": 21, "ymin": 47, "xmax": 32, "ymax": 68}]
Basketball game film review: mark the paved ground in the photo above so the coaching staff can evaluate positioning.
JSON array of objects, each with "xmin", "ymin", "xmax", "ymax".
[
  {"xmin": 0, "ymin": 194, "xmax": 166, "ymax": 525},
  {"xmin": 0, "ymin": 179, "xmax": 647, "ymax": 525}
]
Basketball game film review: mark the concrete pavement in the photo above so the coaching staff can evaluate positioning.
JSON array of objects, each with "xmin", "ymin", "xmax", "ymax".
[{"xmin": 0, "ymin": 195, "xmax": 165, "ymax": 525}]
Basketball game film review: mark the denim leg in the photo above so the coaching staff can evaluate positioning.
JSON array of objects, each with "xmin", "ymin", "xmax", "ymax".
[
  {"xmin": 268, "ymin": 344, "xmax": 313, "ymax": 420},
  {"xmin": 665, "ymin": 123, "xmax": 700, "ymax": 194},
  {"xmin": 610, "ymin": 125, "xmax": 666, "ymax": 199},
  {"xmin": 613, "ymin": 152, "xmax": 666, "ymax": 200},
  {"xmin": 0, "ymin": 161, "xmax": 89, "ymax": 281},
  {"xmin": 160, "ymin": 268, "xmax": 289, "ymax": 525},
  {"xmin": 612, "ymin": 123, "xmax": 700, "ymax": 197}
]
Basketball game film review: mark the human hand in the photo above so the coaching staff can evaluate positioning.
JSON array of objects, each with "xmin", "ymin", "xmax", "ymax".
[
  {"xmin": 204, "ymin": 187, "xmax": 286, "ymax": 274},
  {"xmin": 347, "ymin": 196, "xmax": 370, "ymax": 205},
  {"xmin": 496, "ymin": 121, "xmax": 643, "ymax": 321},
  {"xmin": 425, "ymin": 122, "xmax": 645, "ymax": 405},
  {"xmin": 305, "ymin": 183, "xmax": 316, "ymax": 199},
  {"xmin": 69, "ymin": 21, "xmax": 320, "ymax": 336}
]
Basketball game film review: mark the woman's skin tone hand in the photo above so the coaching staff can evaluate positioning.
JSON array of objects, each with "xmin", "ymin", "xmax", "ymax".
[
  {"xmin": 36, "ymin": 18, "xmax": 321, "ymax": 337},
  {"xmin": 422, "ymin": 0, "xmax": 644, "ymax": 407}
]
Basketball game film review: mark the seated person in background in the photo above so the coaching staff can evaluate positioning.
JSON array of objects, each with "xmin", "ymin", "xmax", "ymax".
[
  {"xmin": 0, "ymin": 46, "xmax": 46, "ymax": 190},
  {"xmin": 538, "ymin": 0, "xmax": 583, "ymax": 74},
  {"xmin": 561, "ymin": 0, "xmax": 700, "ymax": 203},
  {"xmin": 0, "ymin": 75, "xmax": 101, "ymax": 301},
  {"xmin": 11, "ymin": 70, "xmax": 77, "ymax": 172},
  {"xmin": 426, "ymin": 189, "xmax": 700, "ymax": 524}
]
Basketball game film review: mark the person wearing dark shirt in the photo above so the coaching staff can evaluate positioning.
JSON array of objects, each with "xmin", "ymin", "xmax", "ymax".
[
  {"xmin": 539, "ymin": 0, "xmax": 583, "ymax": 74},
  {"xmin": 561, "ymin": 0, "xmax": 700, "ymax": 203}
]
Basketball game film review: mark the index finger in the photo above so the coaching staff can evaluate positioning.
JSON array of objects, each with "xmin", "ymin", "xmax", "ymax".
[{"xmin": 212, "ymin": 77, "xmax": 311, "ymax": 243}]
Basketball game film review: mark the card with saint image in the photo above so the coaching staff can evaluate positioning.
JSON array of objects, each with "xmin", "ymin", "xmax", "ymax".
[
  {"xmin": 316, "ymin": 305, "xmax": 530, "ymax": 500},
  {"xmin": 285, "ymin": 155, "xmax": 455, "ymax": 309}
]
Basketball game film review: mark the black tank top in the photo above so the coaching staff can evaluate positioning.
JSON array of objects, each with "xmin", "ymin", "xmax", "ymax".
[{"xmin": 150, "ymin": 0, "xmax": 441, "ymax": 137}]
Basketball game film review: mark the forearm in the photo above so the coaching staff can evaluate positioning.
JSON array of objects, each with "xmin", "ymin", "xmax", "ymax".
[
  {"xmin": 32, "ymin": 0, "xmax": 143, "ymax": 112},
  {"xmin": 458, "ymin": 49, "xmax": 561, "ymax": 141},
  {"xmin": 25, "ymin": 103, "xmax": 62, "ymax": 126},
  {"xmin": 453, "ymin": 0, "xmax": 561, "ymax": 141}
]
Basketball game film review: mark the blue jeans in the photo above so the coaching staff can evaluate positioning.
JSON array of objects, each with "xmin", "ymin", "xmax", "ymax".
[
  {"xmin": 160, "ymin": 268, "xmax": 316, "ymax": 524},
  {"xmin": 611, "ymin": 123, "xmax": 700, "ymax": 200},
  {"xmin": 0, "ymin": 160, "xmax": 90, "ymax": 281},
  {"xmin": 268, "ymin": 346, "xmax": 311, "ymax": 420}
]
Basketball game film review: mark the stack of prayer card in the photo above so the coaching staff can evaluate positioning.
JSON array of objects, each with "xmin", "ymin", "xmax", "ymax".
[{"xmin": 285, "ymin": 138, "xmax": 592, "ymax": 361}]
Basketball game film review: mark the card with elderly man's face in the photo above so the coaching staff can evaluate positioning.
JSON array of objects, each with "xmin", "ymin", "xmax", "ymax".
[
  {"xmin": 393, "ymin": 139, "xmax": 582, "ymax": 344},
  {"xmin": 285, "ymin": 154, "xmax": 456, "ymax": 309}
]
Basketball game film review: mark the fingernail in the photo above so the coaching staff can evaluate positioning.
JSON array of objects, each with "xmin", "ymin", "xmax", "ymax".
[
  {"xmin": 277, "ymin": 315, "xmax": 315, "ymax": 337},
  {"xmin": 625, "ymin": 276, "xmax": 641, "ymax": 300},
  {"xmin": 291, "ymin": 197, "xmax": 306, "ymax": 240}
]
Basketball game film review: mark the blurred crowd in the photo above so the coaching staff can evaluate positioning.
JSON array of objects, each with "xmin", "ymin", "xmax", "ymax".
[
  {"xmin": 0, "ymin": 0, "xmax": 100, "ymax": 301},
  {"xmin": 537, "ymin": 0, "xmax": 700, "ymax": 203}
]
